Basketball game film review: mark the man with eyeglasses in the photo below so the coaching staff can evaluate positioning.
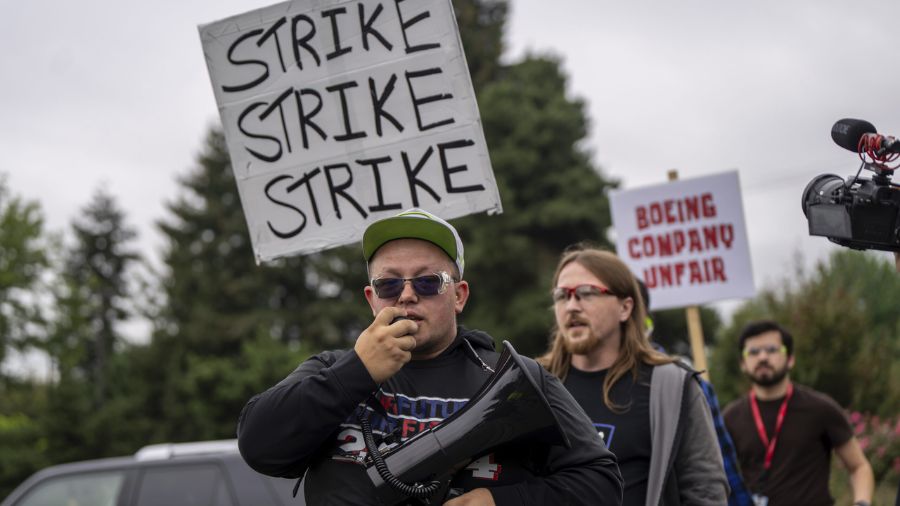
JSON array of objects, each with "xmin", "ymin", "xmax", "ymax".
[
  {"xmin": 722, "ymin": 320, "xmax": 874, "ymax": 506},
  {"xmin": 236, "ymin": 209, "xmax": 623, "ymax": 506},
  {"xmin": 537, "ymin": 246, "xmax": 728, "ymax": 506}
]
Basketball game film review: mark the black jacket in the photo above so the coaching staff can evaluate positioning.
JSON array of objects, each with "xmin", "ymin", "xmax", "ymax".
[{"xmin": 237, "ymin": 327, "xmax": 623, "ymax": 505}]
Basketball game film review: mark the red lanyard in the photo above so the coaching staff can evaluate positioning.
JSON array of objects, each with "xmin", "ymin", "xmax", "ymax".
[{"xmin": 749, "ymin": 383, "xmax": 793, "ymax": 470}]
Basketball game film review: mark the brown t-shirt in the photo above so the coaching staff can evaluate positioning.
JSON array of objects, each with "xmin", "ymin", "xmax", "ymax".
[{"xmin": 723, "ymin": 384, "xmax": 853, "ymax": 506}]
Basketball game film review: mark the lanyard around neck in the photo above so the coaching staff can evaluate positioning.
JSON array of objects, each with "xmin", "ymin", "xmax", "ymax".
[{"xmin": 749, "ymin": 383, "xmax": 794, "ymax": 470}]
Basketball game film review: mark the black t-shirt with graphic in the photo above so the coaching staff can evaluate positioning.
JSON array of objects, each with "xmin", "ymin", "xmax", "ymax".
[{"xmin": 565, "ymin": 363, "xmax": 652, "ymax": 506}]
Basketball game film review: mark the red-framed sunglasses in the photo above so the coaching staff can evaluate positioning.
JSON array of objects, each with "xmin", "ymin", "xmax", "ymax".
[{"xmin": 552, "ymin": 284, "xmax": 617, "ymax": 303}]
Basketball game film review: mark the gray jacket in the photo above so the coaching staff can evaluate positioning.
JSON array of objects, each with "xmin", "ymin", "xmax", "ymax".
[{"xmin": 646, "ymin": 362, "xmax": 728, "ymax": 506}]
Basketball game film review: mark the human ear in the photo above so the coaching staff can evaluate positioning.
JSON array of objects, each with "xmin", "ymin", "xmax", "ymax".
[
  {"xmin": 453, "ymin": 280, "xmax": 470, "ymax": 313},
  {"xmin": 364, "ymin": 285, "xmax": 377, "ymax": 316},
  {"xmin": 619, "ymin": 296, "xmax": 634, "ymax": 322}
]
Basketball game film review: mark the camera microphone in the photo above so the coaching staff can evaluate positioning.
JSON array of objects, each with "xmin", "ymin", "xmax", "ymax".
[
  {"xmin": 831, "ymin": 118, "xmax": 876, "ymax": 152},
  {"xmin": 831, "ymin": 118, "xmax": 900, "ymax": 155}
]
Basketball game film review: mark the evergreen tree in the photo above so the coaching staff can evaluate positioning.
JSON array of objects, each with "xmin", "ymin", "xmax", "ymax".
[
  {"xmin": 66, "ymin": 188, "xmax": 138, "ymax": 406},
  {"xmin": 457, "ymin": 56, "xmax": 618, "ymax": 356},
  {"xmin": 148, "ymin": 130, "xmax": 353, "ymax": 442},
  {"xmin": 0, "ymin": 175, "xmax": 51, "ymax": 497},
  {"xmin": 452, "ymin": 0, "xmax": 507, "ymax": 89},
  {"xmin": 41, "ymin": 187, "xmax": 139, "ymax": 460},
  {"xmin": 0, "ymin": 174, "xmax": 49, "ymax": 376}
]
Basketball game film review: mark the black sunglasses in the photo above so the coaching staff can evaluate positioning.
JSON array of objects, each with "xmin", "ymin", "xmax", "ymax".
[{"xmin": 371, "ymin": 271, "xmax": 456, "ymax": 299}]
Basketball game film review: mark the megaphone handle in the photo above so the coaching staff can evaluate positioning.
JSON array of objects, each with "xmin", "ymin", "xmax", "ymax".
[
  {"xmin": 445, "ymin": 487, "xmax": 464, "ymax": 499},
  {"xmin": 360, "ymin": 413, "xmax": 443, "ymax": 501}
]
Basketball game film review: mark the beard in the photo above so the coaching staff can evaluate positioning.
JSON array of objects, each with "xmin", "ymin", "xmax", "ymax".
[
  {"xmin": 747, "ymin": 361, "xmax": 790, "ymax": 387},
  {"xmin": 562, "ymin": 329, "xmax": 601, "ymax": 355}
]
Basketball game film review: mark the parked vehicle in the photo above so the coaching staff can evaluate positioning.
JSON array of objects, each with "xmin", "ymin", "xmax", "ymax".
[{"xmin": 1, "ymin": 439, "xmax": 302, "ymax": 506}]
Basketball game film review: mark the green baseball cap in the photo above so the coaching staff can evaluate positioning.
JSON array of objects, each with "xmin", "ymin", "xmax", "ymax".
[{"xmin": 362, "ymin": 208, "xmax": 465, "ymax": 277}]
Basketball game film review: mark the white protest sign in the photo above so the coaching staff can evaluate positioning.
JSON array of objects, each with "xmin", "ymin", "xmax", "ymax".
[
  {"xmin": 609, "ymin": 171, "xmax": 755, "ymax": 310},
  {"xmin": 199, "ymin": 0, "xmax": 502, "ymax": 263}
]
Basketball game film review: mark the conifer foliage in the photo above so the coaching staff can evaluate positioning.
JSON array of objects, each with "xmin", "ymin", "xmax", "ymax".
[
  {"xmin": 0, "ymin": 176, "xmax": 48, "ymax": 372},
  {"xmin": 457, "ymin": 55, "xmax": 618, "ymax": 356}
]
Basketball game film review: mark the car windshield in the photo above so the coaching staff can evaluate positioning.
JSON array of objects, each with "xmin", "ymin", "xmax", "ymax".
[{"xmin": 14, "ymin": 471, "xmax": 125, "ymax": 506}]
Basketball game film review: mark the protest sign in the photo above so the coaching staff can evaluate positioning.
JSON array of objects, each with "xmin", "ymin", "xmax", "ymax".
[
  {"xmin": 199, "ymin": 0, "xmax": 502, "ymax": 262},
  {"xmin": 610, "ymin": 171, "xmax": 755, "ymax": 310}
]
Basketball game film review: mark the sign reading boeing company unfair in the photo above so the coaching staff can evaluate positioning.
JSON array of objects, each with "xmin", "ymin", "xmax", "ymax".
[
  {"xmin": 199, "ymin": 0, "xmax": 502, "ymax": 262},
  {"xmin": 609, "ymin": 171, "xmax": 755, "ymax": 310}
]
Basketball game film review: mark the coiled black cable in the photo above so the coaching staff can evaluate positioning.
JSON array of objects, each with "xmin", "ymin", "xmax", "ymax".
[{"xmin": 360, "ymin": 413, "xmax": 441, "ymax": 500}]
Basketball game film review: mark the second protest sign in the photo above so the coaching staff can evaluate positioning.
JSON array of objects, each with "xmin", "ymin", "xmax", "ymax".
[{"xmin": 610, "ymin": 171, "xmax": 755, "ymax": 310}]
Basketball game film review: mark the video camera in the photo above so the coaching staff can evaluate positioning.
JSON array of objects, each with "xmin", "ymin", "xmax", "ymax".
[{"xmin": 802, "ymin": 118, "xmax": 900, "ymax": 252}]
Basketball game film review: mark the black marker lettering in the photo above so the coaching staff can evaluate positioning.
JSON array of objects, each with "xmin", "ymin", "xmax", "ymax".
[
  {"xmin": 291, "ymin": 14, "xmax": 321, "ymax": 70},
  {"xmin": 265, "ymin": 175, "xmax": 307, "ymax": 238},
  {"xmin": 238, "ymin": 102, "xmax": 282, "ymax": 162},
  {"xmin": 369, "ymin": 75, "xmax": 403, "ymax": 136},
  {"xmin": 258, "ymin": 17, "xmax": 288, "ymax": 73},
  {"xmin": 295, "ymin": 89, "xmax": 328, "ymax": 149},
  {"xmin": 359, "ymin": 3, "xmax": 392, "ymax": 51},
  {"xmin": 321, "ymin": 7, "xmax": 352, "ymax": 60},
  {"xmin": 406, "ymin": 68, "xmax": 454, "ymax": 131},
  {"xmin": 324, "ymin": 163, "xmax": 367, "ymax": 219},
  {"xmin": 327, "ymin": 81, "xmax": 367, "ymax": 141},
  {"xmin": 286, "ymin": 168, "xmax": 323, "ymax": 226},
  {"xmin": 438, "ymin": 139, "xmax": 483, "ymax": 193},
  {"xmin": 394, "ymin": 0, "xmax": 440, "ymax": 53},
  {"xmin": 401, "ymin": 146, "xmax": 440, "ymax": 206},
  {"xmin": 358, "ymin": 156, "xmax": 402, "ymax": 212},
  {"xmin": 222, "ymin": 29, "xmax": 269, "ymax": 92},
  {"xmin": 259, "ymin": 88, "xmax": 295, "ymax": 155}
]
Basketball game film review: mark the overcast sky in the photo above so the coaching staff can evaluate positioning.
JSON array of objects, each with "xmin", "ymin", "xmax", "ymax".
[{"xmin": 4, "ymin": 0, "xmax": 900, "ymax": 319}]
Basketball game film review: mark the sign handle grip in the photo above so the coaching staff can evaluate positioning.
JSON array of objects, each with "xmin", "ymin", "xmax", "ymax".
[
  {"xmin": 667, "ymin": 169, "xmax": 710, "ymax": 381},
  {"xmin": 685, "ymin": 305, "xmax": 710, "ymax": 381}
]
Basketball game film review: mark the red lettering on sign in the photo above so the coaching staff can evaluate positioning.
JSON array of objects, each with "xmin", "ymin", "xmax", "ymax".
[
  {"xmin": 642, "ymin": 256, "xmax": 728, "ymax": 288},
  {"xmin": 634, "ymin": 194, "xmax": 719, "ymax": 230}
]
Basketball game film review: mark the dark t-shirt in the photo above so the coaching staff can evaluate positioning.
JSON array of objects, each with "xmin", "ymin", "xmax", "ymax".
[
  {"xmin": 565, "ymin": 363, "xmax": 652, "ymax": 506},
  {"xmin": 722, "ymin": 384, "xmax": 853, "ymax": 506}
]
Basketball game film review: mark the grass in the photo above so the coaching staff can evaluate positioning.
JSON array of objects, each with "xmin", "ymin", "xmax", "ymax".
[{"xmin": 830, "ymin": 459, "xmax": 898, "ymax": 505}]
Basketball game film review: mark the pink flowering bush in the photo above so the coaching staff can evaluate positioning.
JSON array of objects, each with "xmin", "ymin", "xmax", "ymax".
[
  {"xmin": 831, "ymin": 411, "xmax": 900, "ymax": 504},
  {"xmin": 849, "ymin": 411, "xmax": 900, "ymax": 481}
]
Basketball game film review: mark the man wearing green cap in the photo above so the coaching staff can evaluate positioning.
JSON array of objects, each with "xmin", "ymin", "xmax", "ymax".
[{"xmin": 237, "ymin": 208, "xmax": 623, "ymax": 506}]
